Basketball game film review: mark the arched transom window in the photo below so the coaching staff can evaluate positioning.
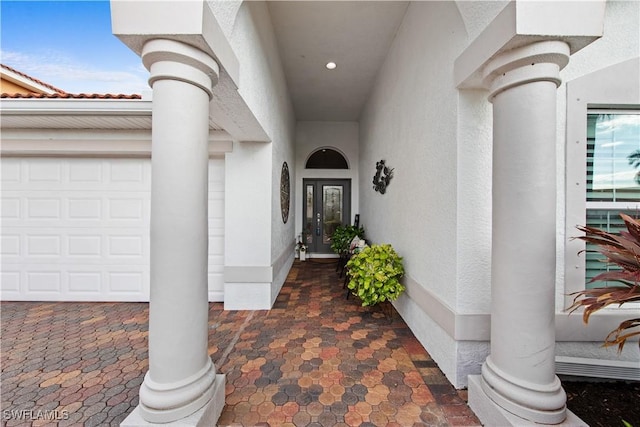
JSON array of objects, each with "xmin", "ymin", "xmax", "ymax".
[{"xmin": 305, "ymin": 148, "xmax": 348, "ymax": 169}]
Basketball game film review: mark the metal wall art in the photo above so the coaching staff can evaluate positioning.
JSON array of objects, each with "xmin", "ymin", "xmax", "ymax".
[
  {"xmin": 373, "ymin": 160, "xmax": 394, "ymax": 194},
  {"xmin": 280, "ymin": 162, "xmax": 290, "ymax": 223}
]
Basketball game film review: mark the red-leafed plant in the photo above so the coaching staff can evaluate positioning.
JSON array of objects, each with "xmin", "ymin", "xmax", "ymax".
[{"xmin": 569, "ymin": 213, "xmax": 640, "ymax": 352}]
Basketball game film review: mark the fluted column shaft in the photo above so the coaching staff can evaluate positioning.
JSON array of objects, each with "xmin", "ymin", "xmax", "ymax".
[{"xmin": 481, "ymin": 40, "xmax": 570, "ymax": 424}]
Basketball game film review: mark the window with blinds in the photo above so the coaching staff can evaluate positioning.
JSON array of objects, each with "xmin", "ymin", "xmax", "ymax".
[{"xmin": 585, "ymin": 112, "xmax": 640, "ymax": 288}]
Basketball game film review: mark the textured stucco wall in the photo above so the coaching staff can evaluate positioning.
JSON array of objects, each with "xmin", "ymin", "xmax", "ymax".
[
  {"xmin": 358, "ymin": 1, "xmax": 472, "ymax": 387},
  {"xmin": 360, "ymin": 0, "xmax": 467, "ymax": 307},
  {"xmin": 219, "ymin": 1, "xmax": 296, "ymax": 304},
  {"xmin": 294, "ymin": 121, "xmax": 360, "ymax": 242},
  {"xmin": 359, "ymin": 0, "xmax": 640, "ymax": 387}
]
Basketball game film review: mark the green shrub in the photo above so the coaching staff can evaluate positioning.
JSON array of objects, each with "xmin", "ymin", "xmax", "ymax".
[{"xmin": 347, "ymin": 244, "xmax": 405, "ymax": 306}]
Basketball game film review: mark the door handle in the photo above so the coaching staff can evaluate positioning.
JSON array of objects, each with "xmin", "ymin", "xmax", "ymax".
[{"xmin": 316, "ymin": 212, "xmax": 321, "ymax": 236}]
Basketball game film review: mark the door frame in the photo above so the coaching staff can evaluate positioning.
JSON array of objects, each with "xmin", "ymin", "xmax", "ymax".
[{"xmin": 302, "ymin": 178, "xmax": 352, "ymax": 254}]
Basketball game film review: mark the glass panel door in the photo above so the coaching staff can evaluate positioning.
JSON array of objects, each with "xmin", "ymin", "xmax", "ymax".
[{"xmin": 303, "ymin": 179, "xmax": 351, "ymax": 254}]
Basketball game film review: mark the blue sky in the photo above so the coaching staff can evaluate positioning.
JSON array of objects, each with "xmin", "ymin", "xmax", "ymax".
[{"xmin": 1, "ymin": 0, "xmax": 149, "ymax": 94}]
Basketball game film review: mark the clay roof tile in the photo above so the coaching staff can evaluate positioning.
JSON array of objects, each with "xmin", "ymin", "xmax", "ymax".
[
  {"xmin": 1, "ymin": 63, "xmax": 68, "ymax": 94},
  {"xmin": 0, "ymin": 92, "xmax": 142, "ymax": 99}
]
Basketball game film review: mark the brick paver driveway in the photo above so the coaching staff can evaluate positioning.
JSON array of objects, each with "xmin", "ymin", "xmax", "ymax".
[{"xmin": 1, "ymin": 260, "xmax": 480, "ymax": 426}]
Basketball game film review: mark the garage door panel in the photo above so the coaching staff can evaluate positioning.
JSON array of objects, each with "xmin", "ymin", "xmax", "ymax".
[
  {"xmin": 27, "ymin": 271, "xmax": 62, "ymax": 293},
  {"xmin": 68, "ymin": 198, "xmax": 102, "ymax": 220},
  {"xmin": 2, "ymin": 228, "xmax": 148, "ymax": 262},
  {"xmin": 27, "ymin": 161, "xmax": 62, "ymax": 183},
  {"xmin": 108, "ymin": 235, "xmax": 144, "ymax": 257},
  {"xmin": 108, "ymin": 271, "xmax": 144, "ymax": 294},
  {"xmin": 68, "ymin": 235, "xmax": 102, "ymax": 257},
  {"xmin": 1, "ymin": 264, "xmax": 151, "ymax": 301},
  {"xmin": 1, "ymin": 157, "xmax": 224, "ymax": 302},
  {"xmin": 1, "ymin": 197, "xmax": 21, "ymax": 219},
  {"xmin": 27, "ymin": 198, "xmax": 61, "ymax": 219},
  {"xmin": 2, "ymin": 159, "xmax": 151, "ymax": 192},
  {"xmin": 1, "ymin": 161, "xmax": 21, "ymax": 182},
  {"xmin": 26, "ymin": 234, "xmax": 61, "ymax": 256},
  {"xmin": 208, "ymin": 250, "xmax": 224, "ymax": 302},
  {"xmin": 69, "ymin": 160, "xmax": 104, "ymax": 183},
  {"xmin": 1, "ymin": 234, "xmax": 20, "ymax": 257},
  {"xmin": 1, "ymin": 271, "xmax": 21, "ymax": 294},
  {"xmin": 68, "ymin": 271, "xmax": 102, "ymax": 294},
  {"xmin": 109, "ymin": 160, "xmax": 146, "ymax": 183},
  {"xmin": 3, "ymin": 191, "xmax": 150, "ymax": 228},
  {"xmin": 209, "ymin": 234, "xmax": 224, "ymax": 255},
  {"xmin": 108, "ymin": 198, "xmax": 144, "ymax": 221}
]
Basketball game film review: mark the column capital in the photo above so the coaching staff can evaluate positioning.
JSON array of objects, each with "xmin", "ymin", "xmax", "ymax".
[
  {"xmin": 454, "ymin": 0, "xmax": 605, "ymax": 90},
  {"xmin": 142, "ymin": 38, "xmax": 219, "ymax": 99},
  {"xmin": 482, "ymin": 40, "xmax": 570, "ymax": 101}
]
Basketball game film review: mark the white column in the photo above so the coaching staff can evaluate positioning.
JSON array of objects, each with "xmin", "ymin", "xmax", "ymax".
[
  {"xmin": 136, "ymin": 39, "xmax": 222, "ymax": 424},
  {"xmin": 481, "ymin": 40, "xmax": 570, "ymax": 425}
]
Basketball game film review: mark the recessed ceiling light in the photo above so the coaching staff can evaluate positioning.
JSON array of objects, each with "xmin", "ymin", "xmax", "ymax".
[{"xmin": 326, "ymin": 62, "xmax": 337, "ymax": 70}]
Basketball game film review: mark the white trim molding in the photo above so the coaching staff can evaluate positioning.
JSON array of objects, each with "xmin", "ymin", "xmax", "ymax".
[
  {"xmin": 0, "ymin": 129, "xmax": 232, "ymax": 158},
  {"xmin": 401, "ymin": 273, "xmax": 639, "ymax": 344}
]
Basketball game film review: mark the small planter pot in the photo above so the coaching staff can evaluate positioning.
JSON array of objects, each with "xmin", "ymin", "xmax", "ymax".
[{"xmin": 300, "ymin": 250, "xmax": 307, "ymax": 261}]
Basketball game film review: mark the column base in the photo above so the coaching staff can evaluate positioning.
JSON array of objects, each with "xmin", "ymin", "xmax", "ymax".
[
  {"xmin": 468, "ymin": 376, "xmax": 586, "ymax": 426},
  {"xmin": 121, "ymin": 374, "xmax": 225, "ymax": 427}
]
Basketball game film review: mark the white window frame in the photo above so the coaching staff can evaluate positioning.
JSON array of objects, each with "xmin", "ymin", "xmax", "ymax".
[{"xmin": 565, "ymin": 59, "xmax": 640, "ymax": 312}]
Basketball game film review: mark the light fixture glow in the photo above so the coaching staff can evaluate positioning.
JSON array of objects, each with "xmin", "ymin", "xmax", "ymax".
[{"xmin": 326, "ymin": 61, "xmax": 337, "ymax": 70}]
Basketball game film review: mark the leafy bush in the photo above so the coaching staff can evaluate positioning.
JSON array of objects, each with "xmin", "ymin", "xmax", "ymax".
[
  {"xmin": 569, "ymin": 213, "xmax": 640, "ymax": 351},
  {"xmin": 347, "ymin": 244, "xmax": 404, "ymax": 306},
  {"xmin": 330, "ymin": 225, "xmax": 365, "ymax": 254}
]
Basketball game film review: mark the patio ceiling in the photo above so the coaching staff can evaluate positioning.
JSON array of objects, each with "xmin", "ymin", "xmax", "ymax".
[{"xmin": 267, "ymin": 1, "xmax": 409, "ymax": 121}]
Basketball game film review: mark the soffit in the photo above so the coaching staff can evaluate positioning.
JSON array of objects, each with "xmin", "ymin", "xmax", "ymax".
[
  {"xmin": 0, "ymin": 99, "xmax": 223, "ymax": 131},
  {"xmin": 267, "ymin": 1, "xmax": 409, "ymax": 121}
]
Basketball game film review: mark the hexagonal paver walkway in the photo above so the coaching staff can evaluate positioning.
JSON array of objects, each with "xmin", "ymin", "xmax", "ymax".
[{"xmin": 1, "ymin": 260, "xmax": 480, "ymax": 426}]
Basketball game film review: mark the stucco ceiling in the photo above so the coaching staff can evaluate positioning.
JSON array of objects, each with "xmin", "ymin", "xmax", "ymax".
[{"xmin": 267, "ymin": 1, "xmax": 409, "ymax": 122}]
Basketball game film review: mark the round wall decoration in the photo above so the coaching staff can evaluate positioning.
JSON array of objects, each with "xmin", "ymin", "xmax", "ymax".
[{"xmin": 280, "ymin": 162, "xmax": 290, "ymax": 223}]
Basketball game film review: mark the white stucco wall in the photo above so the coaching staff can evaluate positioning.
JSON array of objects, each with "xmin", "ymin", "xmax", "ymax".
[
  {"xmin": 454, "ymin": 0, "xmax": 509, "ymax": 41},
  {"xmin": 221, "ymin": 1, "xmax": 296, "ymax": 308},
  {"xmin": 359, "ymin": 1, "xmax": 474, "ymax": 387},
  {"xmin": 360, "ymin": 1, "xmax": 467, "ymax": 305},
  {"xmin": 359, "ymin": 0, "xmax": 640, "ymax": 387},
  {"xmin": 294, "ymin": 121, "xmax": 360, "ymax": 242},
  {"xmin": 206, "ymin": 0, "xmax": 242, "ymax": 39}
]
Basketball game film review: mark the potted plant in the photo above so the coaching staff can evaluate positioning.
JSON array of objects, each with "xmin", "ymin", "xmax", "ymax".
[
  {"xmin": 346, "ymin": 244, "xmax": 405, "ymax": 307},
  {"xmin": 569, "ymin": 213, "xmax": 640, "ymax": 351},
  {"xmin": 299, "ymin": 243, "xmax": 307, "ymax": 261},
  {"xmin": 295, "ymin": 234, "xmax": 308, "ymax": 261},
  {"xmin": 297, "ymin": 242, "xmax": 308, "ymax": 261},
  {"xmin": 331, "ymin": 225, "xmax": 365, "ymax": 274},
  {"xmin": 331, "ymin": 225, "xmax": 365, "ymax": 255}
]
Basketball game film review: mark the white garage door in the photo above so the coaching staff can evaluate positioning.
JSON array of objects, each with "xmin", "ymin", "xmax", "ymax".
[{"xmin": 1, "ymin": 157, "xmax": 225, "ymax": 302}]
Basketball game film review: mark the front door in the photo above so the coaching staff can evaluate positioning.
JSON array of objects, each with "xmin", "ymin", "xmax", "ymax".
[{"xmin": 303, "ymin": 179, "xmax": 351, "ymax": 254}]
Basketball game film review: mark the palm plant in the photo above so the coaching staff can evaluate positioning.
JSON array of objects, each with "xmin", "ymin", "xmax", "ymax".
[
  {"xmin": 627, "ymin": 149, "xmax": 640, "ymax": 185},
  {"xmin": 569, "ymin": 213, "xmax": 640, "ymax": 351}
]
